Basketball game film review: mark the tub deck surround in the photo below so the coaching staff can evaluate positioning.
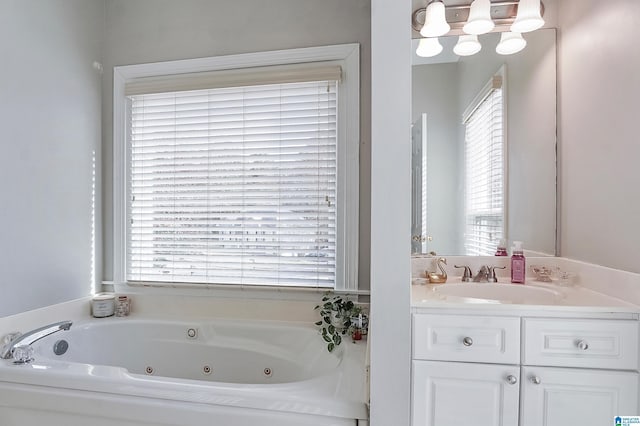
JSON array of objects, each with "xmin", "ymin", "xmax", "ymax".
[
  {"xmin": 116, "ymin": 292, "xmax": 325, "ymax": 322},
  {"xmin": 0, "ymin": 297, "xmax": 91, "ymax": 338},
  {"xmin": 0, "ymin": 291, "xmax": 367, "ymax": 330}
]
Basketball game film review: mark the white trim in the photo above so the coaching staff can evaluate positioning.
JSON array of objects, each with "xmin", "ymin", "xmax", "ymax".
[
  {"xmin": 113, "ymin": 69, "xmax": 127, "ymax": 286},
  {"xmin": 501, "ymin": 65, "xmax": 509, "ymax": 248},
  {"xmin": 114, "ymin": 44, "xmax": 359, "ymax": 80},
  {"xmin": 124, "ymin": 64, "xmax": 343, "ymax": 95},
  {"xmin": 370, "ymin": 0, "xmax": 412, "ymax": 423},
  {"xmin": 102, "ymin": 281, "xmax": 369, "ymax": 303},
  {"xmin": 112, "ymin": 44, "xmax": 359, "ymax": 291},
  {"xmin": 338, "ymin": 44, "xmax": 360, "ymax": 291},
  {"xmin": 462, "ymin": 72, "xmax": 504, "ymax": 124}
]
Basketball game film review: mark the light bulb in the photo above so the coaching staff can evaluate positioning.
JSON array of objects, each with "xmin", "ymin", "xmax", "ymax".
[
  {"xmin": 496, "ymin": 32, "xmax": 527, "ymax": 55},
  {"xmin": 420, "ymin": 1, "xmax": 451, "ymax": 38},
  {"xmin": 454, "ymin": 35, "xmax": 482, "ymax": 56},
  {"xmin": 511, "ymin": 0, "xmax": 545, "ymax": 33},
  {"xmin": 416, "ymin": 38, "xmax": 443, "ymax": 58},
  {"xmin": 463, "ymin": 0, "xmax": 494, "ymax": 35}
]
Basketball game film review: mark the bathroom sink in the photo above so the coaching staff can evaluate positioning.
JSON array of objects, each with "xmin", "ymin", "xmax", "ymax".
[{"xmin": 432, "ymin": 283, "xmax": 562, "ymax": 305}]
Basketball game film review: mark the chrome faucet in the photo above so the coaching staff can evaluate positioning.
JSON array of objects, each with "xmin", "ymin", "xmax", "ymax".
[
  {"xmin": 454, "ymin": 265, "xmax": 473, "ymax": 282},
  {"xmin": 487, "ymin": 266, "xmax": 507, "ymax": 283},
  {"xmin": 473, "ymin": 265, "xmax": 490, "ymax": 282},
  {"xmin": 1, "ymin": 320, "xmax": 72, "ymax": 362},
  {"xmin": 472, "ymin": 265, "xmax": 507, "ymax": 283}
]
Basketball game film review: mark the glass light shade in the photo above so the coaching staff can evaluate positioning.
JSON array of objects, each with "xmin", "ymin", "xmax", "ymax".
[
  {"xmin": 420, "ymin": 1, "xmax": 451, "ymax": 38},
  {"xmin": 496, "ymin": 32, "xmax": 527, "ymax": 55},
  {"xmin": 453, "ymin": 35, "xmax": 482, "ymax": 56},
  {"xmin": 511, "ymin": 0, "xmax": 545, "ymax": 33},
  {"xmin": 463, "ymin": 0, "xmax": 495, "ymax": 35},
  {"xmin": 416, "ymin": 38, "xmax": 443, "ymax": 58}
]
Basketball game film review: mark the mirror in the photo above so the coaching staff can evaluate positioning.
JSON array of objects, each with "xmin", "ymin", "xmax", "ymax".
[{"xmin": 411, "ymin": 29, "xmax": 556, "ymax": 256}]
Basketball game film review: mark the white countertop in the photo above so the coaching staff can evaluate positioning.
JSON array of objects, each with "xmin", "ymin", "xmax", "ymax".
[
  {"xmin": 411, "ymin": 281, "xmax": 640, "ymax": 319},
  {"xmin": 411, "ymin": 256, "xmax": 640, "ymax": 318}
]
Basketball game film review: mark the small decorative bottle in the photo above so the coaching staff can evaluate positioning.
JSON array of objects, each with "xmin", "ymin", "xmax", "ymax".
[
  {"xmin": 495, "ymin": 239, "xmax": 508, "ymax": 256},
  {"xmin": 511, "ymin": 241, "xmax": 526, "ymax": 284}
]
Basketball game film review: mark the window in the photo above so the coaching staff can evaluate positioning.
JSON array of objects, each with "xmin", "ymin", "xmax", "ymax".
[
  {"xmin": 462, "ymin": 68, "xmax": 506, "ymax": 256},
  {"xmin": 113, "ymin": 45, "xmax": 359, "ymax": 290}
]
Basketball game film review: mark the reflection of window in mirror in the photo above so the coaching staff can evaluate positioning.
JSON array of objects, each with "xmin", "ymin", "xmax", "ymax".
[
  {"xmin": 411, "ymin": 113, "xmax": 428, "ymax": 254},
  {"xmin": 462, "ymin": 66, "xmax": 506, "ymax": 255}
]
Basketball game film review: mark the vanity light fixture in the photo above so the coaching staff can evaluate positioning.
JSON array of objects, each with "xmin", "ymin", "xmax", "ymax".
[
  {"xmin": 463, "ymin": 0, "xmax": 495, "ymax": 35},
  {"xmin": 495, "ymin": 31, "xmax": 527, "ymax": 55},
  {"xmin": 416, "ymin": 37, "xmax": 444, "ymax": 58},
  {"xmin": 420, "ymin": 1, "xmax": 451, "ymax": 38},
  {"xmin": 511, "ymin": 0, "xmax": 545, "ymax": 33},
  {"xmin": 412, "ymin": 0, "xmax": 545, "ymax": 58},
  {"xmin": 454, "ymin": 35, "xmax": 482, "ymax": 56}
]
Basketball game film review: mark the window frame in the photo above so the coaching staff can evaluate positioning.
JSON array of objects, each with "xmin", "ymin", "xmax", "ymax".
[{"xmin": 112, "ymin": 44, "xmax": 359, "ymax": 291}]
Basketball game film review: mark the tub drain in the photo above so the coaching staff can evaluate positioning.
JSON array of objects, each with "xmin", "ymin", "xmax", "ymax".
[
  {"xmin": 263, "ymin": 367, "xmax": 272, "ymax": 377},
  {"xmin": 145, "ymin": 366, "xmax": 154, "ymax": 375},
  {"xmin": 203, "ymin": 365, "xmax": 212, "ymax": 375}
]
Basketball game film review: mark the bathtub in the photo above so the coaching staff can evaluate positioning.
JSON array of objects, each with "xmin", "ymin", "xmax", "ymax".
[{"xmin": 0, "ymin": 318, "xmax": 368, "ymax": 426}]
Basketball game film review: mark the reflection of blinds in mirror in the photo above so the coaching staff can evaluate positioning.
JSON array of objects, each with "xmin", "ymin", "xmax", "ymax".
[{"xmin": 463, "ymin": 85, "xmax": 504, "ymax": 256}]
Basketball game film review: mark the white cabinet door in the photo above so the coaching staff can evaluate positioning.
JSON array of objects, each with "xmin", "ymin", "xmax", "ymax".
[
  {"xmin": 412, "ymin": 360, "xmax": 520, "ymax": 426},
  {"xmin": 521, "ymin": 366, "xmax": 639, "ymax": 426}
]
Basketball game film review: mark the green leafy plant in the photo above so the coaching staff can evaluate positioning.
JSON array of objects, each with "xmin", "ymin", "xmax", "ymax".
[{"xmin": 314, "ymin": 293, "xmax": 357, "ymax": 352}]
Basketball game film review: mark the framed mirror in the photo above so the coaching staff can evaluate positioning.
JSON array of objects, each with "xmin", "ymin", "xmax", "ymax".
[{"xmin": 411, "ymin": 28, "xmax": 556, "ymax": 256}]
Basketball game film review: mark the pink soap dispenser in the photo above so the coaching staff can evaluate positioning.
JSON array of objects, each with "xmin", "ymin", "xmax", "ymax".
[
  {"xmin": 495, "ymin": 239, "xmax": 508, "ymax": 256},
  {"xmin": 511, "ymin": 241, "xmax": 526, "ymax": 284}
]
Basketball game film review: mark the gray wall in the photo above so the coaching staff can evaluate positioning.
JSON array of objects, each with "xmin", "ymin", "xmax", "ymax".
[
  {"xmin": 101, "ymin": 0, "xmax": 372, "ymax": 289},
  {"xmin": 0, "ymin": 0, "xmax": 104, "ymax": 317},
  {"xmin": 412, "ymin": 63, "xmax": 461, "ymax": 254},
  {"xmin": 557, "ymin": 0, "xmax": 640, "ymax": 273}
]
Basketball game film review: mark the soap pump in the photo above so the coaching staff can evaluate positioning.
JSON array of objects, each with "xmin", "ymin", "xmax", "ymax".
[
  {"xmin": 510, "ymin": 241, "xmax": 526, "ymax": 284},
  {"xmin": 495, "ymin": 239, "xmax": 508, "ymax": 256}
]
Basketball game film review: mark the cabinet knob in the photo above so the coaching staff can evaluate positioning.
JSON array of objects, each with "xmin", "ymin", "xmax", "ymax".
[
  {"xmin": 531, "ymin": 376, "xmax": 541, "ymax": 385},
  {"xmin": 577, "ymin": 340, "xmax": 589, "ymax": 350},
  {"xmin": 506, "ymin": 375, "xmax": 518, "ymax": 385},
  {"xmin": 462, "ymin": 337, "xmax": 473, "ymax": 346}
]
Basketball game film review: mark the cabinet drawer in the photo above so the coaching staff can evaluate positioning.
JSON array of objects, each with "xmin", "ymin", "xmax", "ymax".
[
  {"xmin": 523, "ymin": 318, "xmax": 640, "ymax": 370},
  {"xmin": 413, "ymin": 314, "xmax": 520, "ymax": 364}
]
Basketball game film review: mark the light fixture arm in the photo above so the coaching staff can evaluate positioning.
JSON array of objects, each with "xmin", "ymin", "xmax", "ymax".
[{"xmin": 412, "ymin": 0, "xmax": 545, "ymax": 36}]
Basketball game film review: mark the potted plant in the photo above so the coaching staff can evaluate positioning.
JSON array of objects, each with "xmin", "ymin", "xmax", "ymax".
[
  {"xmin": 348, "ymin": 305, "xmax": 368, "ymax": 341},
  {"xmin": 314, "ymin": 293, "xmax": 367, "ymax": 352}
]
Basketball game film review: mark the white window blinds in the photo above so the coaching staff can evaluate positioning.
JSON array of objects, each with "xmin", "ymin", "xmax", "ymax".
[
  {"xmin": 463, "ymin": 78, "xmax": 505, "ymax": 256},
  {"xmin": 127, "ymin": 79, "xmax": 338, "ymax": 288}
]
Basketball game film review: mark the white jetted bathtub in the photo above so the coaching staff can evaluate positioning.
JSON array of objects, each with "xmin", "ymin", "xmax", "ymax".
[{"xmin": 0, "ymin": 318, "xmax": 368, "ymax": 426}]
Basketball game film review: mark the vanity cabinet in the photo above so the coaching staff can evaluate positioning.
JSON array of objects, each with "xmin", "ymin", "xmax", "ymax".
[
  {"xmin": 411, "ymin": 312, "xmax": 640, "ymax": 426},
  {"xmin": 412, "ymin": 313, "xmax": 521, "ymax": 426}
]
